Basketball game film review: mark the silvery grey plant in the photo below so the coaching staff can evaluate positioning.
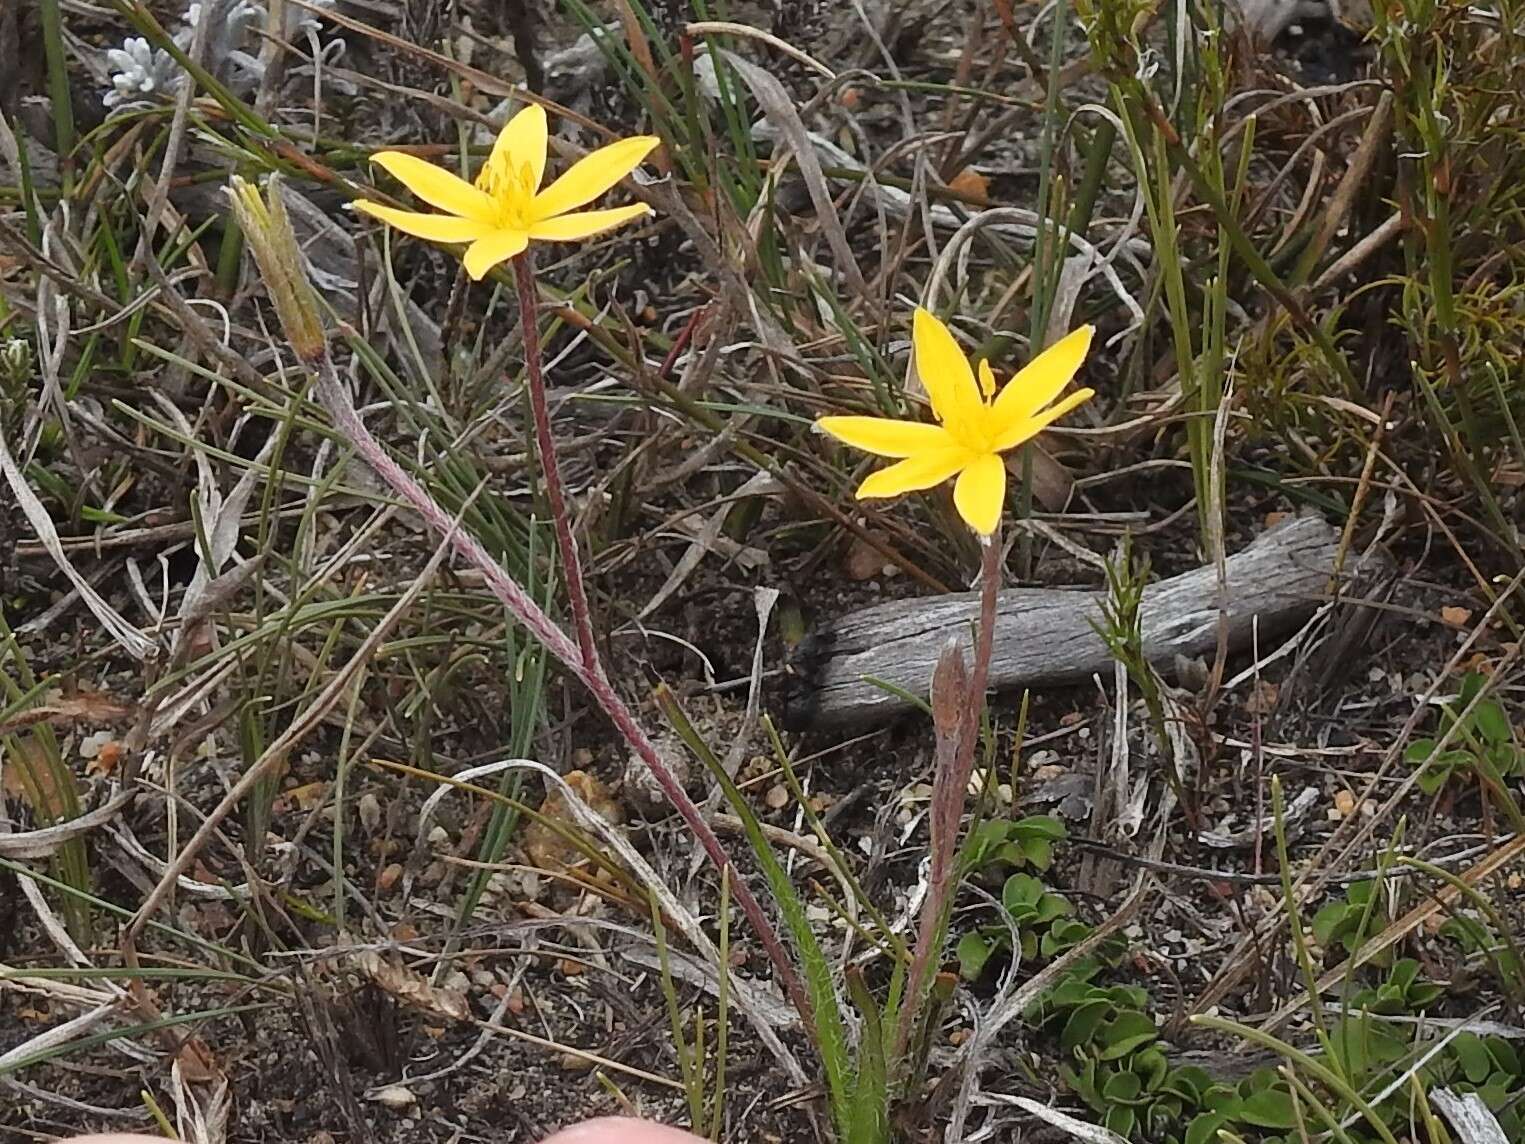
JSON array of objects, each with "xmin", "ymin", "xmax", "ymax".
[
  {"xmin": 103, "ymin": 0, "xmax": 336, "ymax": 112},
  {"xmin": 103, "ymin": 37, "xmax": 182, "ymax": 109}
]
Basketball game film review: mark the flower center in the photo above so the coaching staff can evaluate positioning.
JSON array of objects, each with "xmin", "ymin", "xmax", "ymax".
[
  {"xmin": 476, "ymin": 155, "xmax": 537, "ymax": 230},
  {"xmin": 940, "ymin": 401, "xmax": 995, "ymax": 455}
]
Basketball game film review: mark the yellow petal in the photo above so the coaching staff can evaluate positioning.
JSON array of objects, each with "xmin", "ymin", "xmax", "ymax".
[
  {"xmin": 369, "ymin": 152, "xmax": 497, "ymax": 223},
  {"xmin": 527, "ymin": 203, "xmax": 652, "ymax": 243},
  {"xmin": 991, "ymin": 324, "xmax": 1094, "ymax": 431},
  {"xmin": 531, "ymin": 135, "xmax": 661, "ymax": 222},
  {"xmin": 990, "ymin": 387, "xmax": 1095, "ymax": 452},
  {"xmin": 856, "ymin": 447, "xmax": 971, "ymax": 500},
  {"xmin": 489, "ymin": 103, "xmax": 548, "ymax": 193},
  {"xmin": 952, "ymin": 452, "xmax": 1006, "ymax": 535},
  {"xmin": 462, "ymin": 229, "xmax": 529, "ymax": 280},
  {"xmin": 816, "ymin": 416, "xmax": 955, "ymax": 458},
  {"xmin": 354, "ymin": 200, "xmax": 495, "ymax": 244},
  {"xmin": 911, "ymin": 308, "xmax": 982, "ymax": 440}
]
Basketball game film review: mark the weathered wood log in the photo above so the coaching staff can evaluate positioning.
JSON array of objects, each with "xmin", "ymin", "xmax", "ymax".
[
  {"xmin": 786, "ymin": 514, "xmax": 1363, "ymax": 731},
  {"xmin": 1430, "ymin": 1089, "xmax": 1511, "ymax": 1144}
]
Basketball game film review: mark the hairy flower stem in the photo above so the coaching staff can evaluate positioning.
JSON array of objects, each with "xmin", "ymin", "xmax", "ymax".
[
  {"xmin": 311, "ymin": 357, "xmax": 815, "ymax": 1036},
  {"xmin": 513, "ymin": 251, "xmax": 599, "ymax": 671},
  {"xmin": 895, "ymin": 529, "xmax": 1001, "ymax": 1065}
]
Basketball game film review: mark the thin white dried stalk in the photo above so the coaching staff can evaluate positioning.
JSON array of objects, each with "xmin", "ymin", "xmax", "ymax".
[
  {"xmin": 108, "ymin": 823, "xmax": 247, "ymax": 900},
  {"xmin": 0, "ymin": 792, "xmax": 135, "ymax": 859},
  {"xmin": 1347, "ymin": 1006, "xmax": 1500, "ymax": 1132},
  {"xmin": 0, "ymin": 428, "xmax": 155, "ymax": 659},
  {"xmin": 921, "ymin": 204, "xmax": 1146, "ymax": 340},
  {"xmin": 0, "ymin": 965, "xmax": 115, "ymax": 1009},
  {"xmin": 416, "ymin": 758, "xmax": 807, "ymax": 1083},
  {"xmin": 0, "ymin": 1001, "xmax": 121, "ymax": 1072},
  {"xmin": 34, "ymin": 215, "xmax": 74, "ymax": 436},
  {"xmin": 985, "ymin": 1094, "xmax": 1129, "ymax": 1144},
  {"xmin": 171, "ymin": 1055, "xmax": 230, "ymax": 1144},
  {"xmin": 719, "ymin": 49, "xmax": 866, "ymax": 297},
  {"xmin": 1111, "ymin": 658, "xmax": 1142, "ymax": 838},
  {"xmin": 137, "ymin": 0, "xmax": 212, "ymax": 258}
]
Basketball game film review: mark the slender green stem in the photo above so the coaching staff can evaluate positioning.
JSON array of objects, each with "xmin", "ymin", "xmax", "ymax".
[
  {"xmin": 1191, "ymin": 1014, "xmax": 1401, "ymax": 1144},
  {"xmin": 1272, "ymin": 776, "xmax": 1334, "ymax": 1055},
  {"xmin": 1397, "ymin": 855, "xmax": 1525, "ymax": 1002},
  {"xmin": 39, "ymin": 0, "xmax": 75, "ymax": 191}
]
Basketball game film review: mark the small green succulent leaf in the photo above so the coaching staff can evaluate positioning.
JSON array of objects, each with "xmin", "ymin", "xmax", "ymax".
[
  {"xmin": 1103, "ymin": 1067, "xmax": 1143, "ymax": 1103},
  {"xmin": 1003, "ymin": 873, "xmax": 1044, "ymax": 913},
  {"xmin": 956, "ymin": 931, "xmax": 995, "ymax": 981},
  {"xmin": 1061, "ymin": 999, "xmax": 1112, "ymax": 1051},
  {"xmin": 1098, "ymin": 1010, "xmax": 1158, "ymax": 1060},
  {"xmin": 1238, "ymin": 1086, "xmax": 1299, "ymax": 1130},
  {"xmin": 1455, "ymin": 1033, "xmax": 1494, "ymax": 1084},
  {"xmin": 1104, "ymin": 1104, "xmax": 1136, "ymax": 1138},
  {"xmin": 1185, "ymin": 1112, "xmax": 1228, "ymax": 1144},
  {"xmin": 1013, "ymin": 814, "xmax": 1067, "ymax": 841}
]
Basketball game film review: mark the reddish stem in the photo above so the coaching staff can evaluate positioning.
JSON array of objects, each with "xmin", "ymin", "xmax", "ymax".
[
  {"xmin": 960, "ymin": 533, "xmax": 1002, "ymax": 775},
  {"xmin": 657, "ymin": 302, "xmax": 709, "ymax": 380},
  {"xmin": 513, "ymin": 251, "xmax": 600, "ymax": 671},
  {"xmin": 313, "ymin": 360, "xmax": 815, "ymax": 1036},
  {"xmin": 895, "ymin": 528, "xmax": 1002, "ymax": 1061}
]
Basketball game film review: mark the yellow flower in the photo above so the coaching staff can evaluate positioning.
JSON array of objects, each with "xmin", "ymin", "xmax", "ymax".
[
  {"xmin": 818, "ymin": 308, "xmax": 1095, "ymax": 536},
  {"xmin": 354, "ymin": 104, "xmax": 659, "ymax": 280}
]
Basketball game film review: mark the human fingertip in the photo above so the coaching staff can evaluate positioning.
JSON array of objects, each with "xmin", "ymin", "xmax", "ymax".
[{"xmin": 540, "ymin": 1116, "xmax": 709, "ymax": 1144}]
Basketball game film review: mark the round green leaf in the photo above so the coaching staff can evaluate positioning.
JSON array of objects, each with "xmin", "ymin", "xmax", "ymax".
[
  {"xmin": 1061, "ymin": 999, "xmax": 1112, "ymax": 1051},
  {"xmin": 1098, "ymin": 1010, "xmax": 1159, "ymax": 1060},
  {"xmin": 956, "ymin": 931, "xmax": 994, "ymax": 981},
  {"xmin": 1238, "ymin": 1086, "xmax": 1299, "ymax": 1130}
]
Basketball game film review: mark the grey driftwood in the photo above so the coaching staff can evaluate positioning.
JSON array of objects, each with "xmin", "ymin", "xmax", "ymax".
[
  {"xmin": 786, "ymin": 514, "xmax": 1353, "ymax": 731},
  {"xmin": 1430, "ymin": 1089, "xmax": 1510, "ymax": 1144}
]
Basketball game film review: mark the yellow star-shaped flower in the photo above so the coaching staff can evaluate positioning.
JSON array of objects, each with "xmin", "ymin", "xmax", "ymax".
[
  {"xmin": 354, "ymin": 104, "xmax": 660, "ymax": 280},
  {"xmin": 818, "ymin": 308, "xmax": 1095, "ymax": 536}
]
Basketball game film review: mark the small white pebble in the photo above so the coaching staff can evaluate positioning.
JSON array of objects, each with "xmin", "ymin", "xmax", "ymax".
[
  {"xmin": 358, "ymin": 792, "xmax": 382, "ymax": 832},
  {"xmin": 78, "ymin": 730, "xmax": 114, "ymax": 760},
  {"xmin": 372, "ymin": 1086, "xmax": 416, "ymax": 1110}
]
